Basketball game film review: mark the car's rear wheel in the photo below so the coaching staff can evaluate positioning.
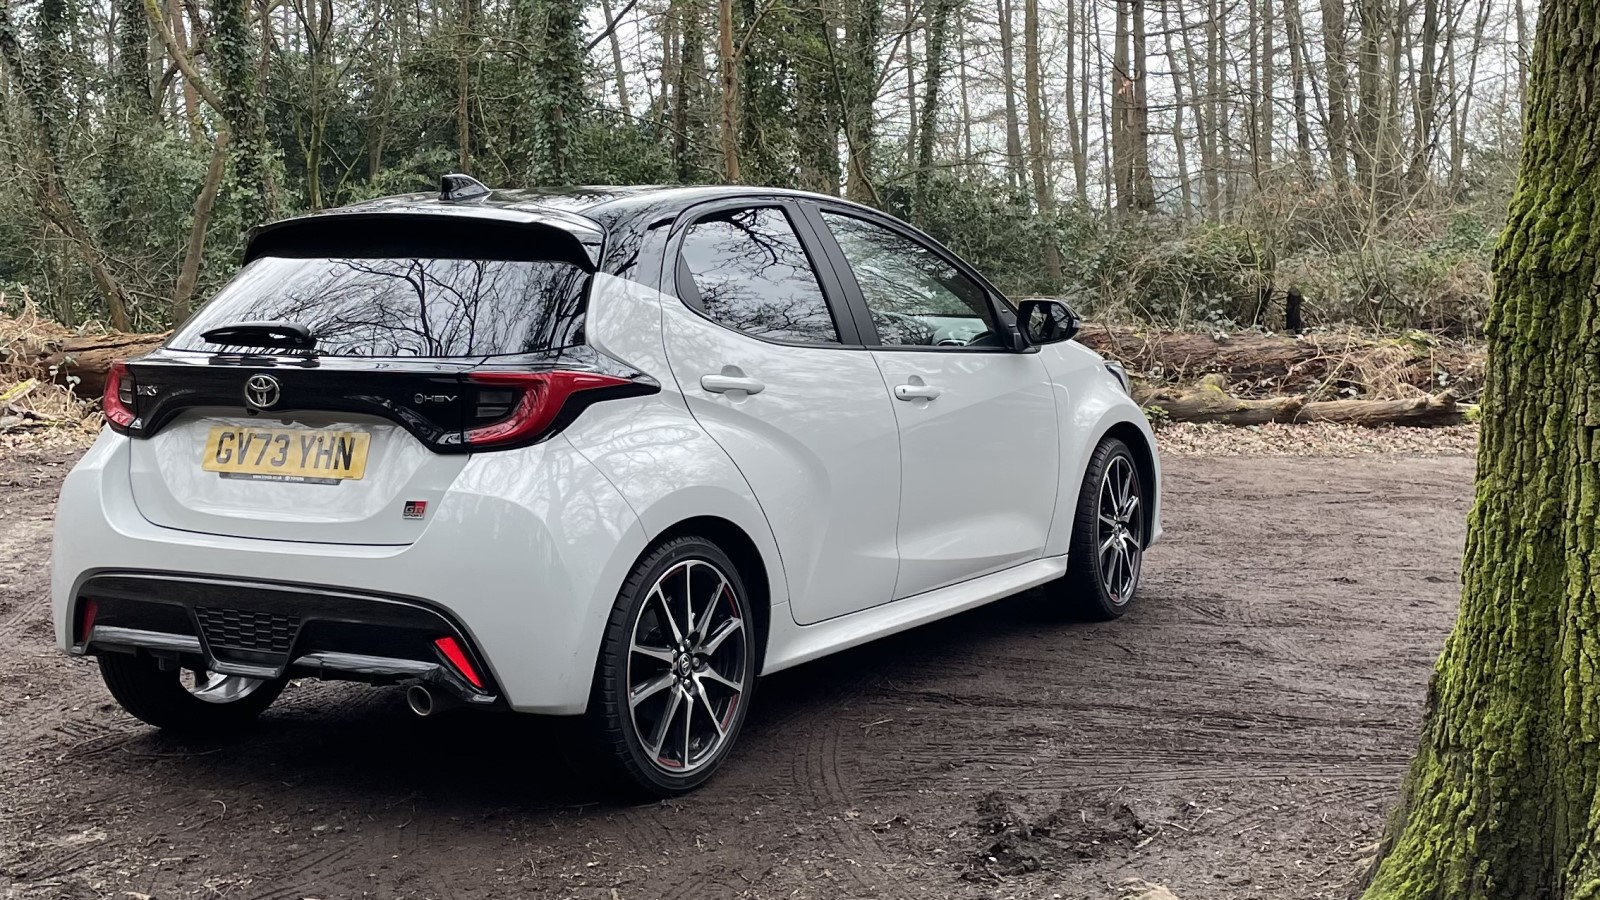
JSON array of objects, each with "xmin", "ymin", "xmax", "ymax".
[
  {"xmin": 1052, "ymin": 437, "xmax": 1147, "ymax": 620},
  {"xmin": 98, "ymin": 653, "xmax": 286, "ymax": 733},
  {"xmin": 591, "ymin": 536, "xmax": 756, "ymax": 796}
]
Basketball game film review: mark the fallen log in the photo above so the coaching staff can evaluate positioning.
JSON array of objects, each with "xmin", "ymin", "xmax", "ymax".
[
  {"xmin": 1140, "ymin": 375, "xmax": 1464, "ymax": 428},
  {"xmin": 1138, "ymin": 375, "xmax": 1306, "ymax": 425},
  {"xmin": 0, "ymin": 311, "xmax": 1483, "ymax": 425},
  {"xmin": 1, "ymin": 313, "xmax": 167, "ymax": 398},
  {"xmin": 33, "ymin": 332, "xmax": 169, "ymax": 397},
  {"xmin": 1076, "ymin": 323, "xmax": 1483, "ymax": 401},
  {"xmin": 1295, "ymin": 392, "xmax": 1463, "ymax": 427}
]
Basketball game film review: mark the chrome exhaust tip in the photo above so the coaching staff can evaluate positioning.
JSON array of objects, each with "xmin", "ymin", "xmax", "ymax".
[{"xmin": 406, "ymin": 684, "xmax": 441, "ymax": 716}]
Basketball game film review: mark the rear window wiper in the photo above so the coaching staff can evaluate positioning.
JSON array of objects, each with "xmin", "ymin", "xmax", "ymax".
[{"xmin": 200, "ymin": 322, "xmax": 318, "ymax": 354}]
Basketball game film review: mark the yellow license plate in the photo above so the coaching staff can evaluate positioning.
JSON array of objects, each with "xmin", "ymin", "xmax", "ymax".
[{"xmin": 202, "ymin": 426, "xmax": 370, "ymax": 483}]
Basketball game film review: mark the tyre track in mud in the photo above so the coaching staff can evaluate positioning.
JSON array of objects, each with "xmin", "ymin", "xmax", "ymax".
[{"xmin": 1, "ymin": 447, "xmax": 1472, "ymax": 900}]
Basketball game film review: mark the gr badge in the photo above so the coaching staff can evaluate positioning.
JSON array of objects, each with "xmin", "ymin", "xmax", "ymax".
[{"xmin": 403, "ymin": 500, "xmax": 428, "ymax": 520}]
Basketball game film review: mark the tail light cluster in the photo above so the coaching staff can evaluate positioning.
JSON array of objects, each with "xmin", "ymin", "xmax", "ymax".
[
  {"xmin": 463, "ymin": 371, "xmax": 639, "ymax": 449},
  {"xmin": 101, "ymin": 357, "xmax": 655, "ymax": 449},
  {"xmin": 102, "ymin": 360, "xmax": 137, "ymax": 432}
]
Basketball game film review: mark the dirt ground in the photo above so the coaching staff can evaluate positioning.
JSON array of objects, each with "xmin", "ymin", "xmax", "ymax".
[{"xmin": 0, "ymin": 443, "xmax": 1474, "ymax": 900}]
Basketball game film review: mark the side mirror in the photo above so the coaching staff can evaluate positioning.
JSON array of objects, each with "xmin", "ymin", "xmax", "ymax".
[{"xmin": 1017, "ymin": 299, "xmax": 1081, "ymax": 346}]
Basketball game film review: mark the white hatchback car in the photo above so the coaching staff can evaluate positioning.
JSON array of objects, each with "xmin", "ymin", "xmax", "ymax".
[{"xmin": 52, "ymin": 178, "xmax": 1161, "ymax": 794}]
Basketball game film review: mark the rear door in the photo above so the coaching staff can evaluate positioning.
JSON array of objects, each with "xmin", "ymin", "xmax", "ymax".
[
  {"xmin": 658, "ymin": 200, "xmax": 904, "ymax": 625},
  {"xmin": 124, "ymin": 225, "xmax": 592, "ymax": 546},
  {"xmin": 803, "ymin": 205, "xmax": 1060, "ymax": 599}
]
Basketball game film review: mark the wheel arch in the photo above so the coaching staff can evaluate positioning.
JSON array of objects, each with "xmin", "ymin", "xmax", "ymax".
[
  {"xmin": 624, "ymin": 515, "xmax": 773, "ymax": 673},
  {"xmin": 1045, "ymin": 401, "xmax": 1163, "ymax": 558},
  {"xmin": 1100, "ymin": 420, "xmax": 1159, "ymax": 547}
]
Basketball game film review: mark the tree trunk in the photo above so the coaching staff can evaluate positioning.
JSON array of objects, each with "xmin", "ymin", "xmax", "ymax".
[
  {"xmin": 1259, "ymin": 0, "xmax": 1274, "ymax": 178},
  {"xmin": 600, "ymin": 0, "xmax": 632, "ymax": 119},
  {"xmin": 1111, "ymin": 0, "xmax": 1132, "ymax": 212},
  {"xmin": 1319, "ymin": 0, "xmax": 1351, "ymax": 191},
  {"xmin": 1200, "ymin": 0, "xmax": 1222, "ymax": 211},
  {"xmin": 1129, "ymin": 0, "xmax": 1154, "ymax": 211},
  {"xmin": 912, "ymin": 0, "xmax": 954, "ymax": 221},
  {"xmin": 529, "ymin": 0, "xmax": 585, "ymax": 184},
  {"xmin": 842, "ymin": 0, "xmax": 881, "ymax": 204},
  {"xmin": 167, "ymin": 0, "xmax": 203, "ymax": 141},
  {"xmin": 1361, "ymin": 0, "xmax": 1600, "ymax": 896},
  {"xmin": 672, "ymin": 0, "xmax": 707, "ymax": 182},
  {"xmin": 171, "ymin": 133, "xmax": 229, "ymax": 322},
  {"xmin": 716, "ymin": 0, "xmax": 739, "ymax": 182},
  {"xmin": 903, "ymin": 0, "xmax": 917, "ymax": 167},
  {"xmin": 455, "ymin": 0, "xmax": 473, "ymax": 171},
  {"xmin": 1353, "ymin": 0, "xmax": 1383, "ymax": 200},
  {"xmin": 956, "ymin": 24, "xmax": 971, "ymax": 163},
  {"xmin": 213, "ymin": 0, "xmax": 270, "ymax": 226},
  {"xmin": 1283, "ymin": 0, "xmax": 1314, "ymax": 178},
  {"xmin": 1156, "ymin": 1, "xmax": 1189, "ymax": 214},
  {"xmin": 1021, "ymin": 0, "xmax": 1059, "ymax": 279},
  {"xmin": 1063, "ymin": 0, "xmax": 1086, "ymax": 207},
  {"xmin": 1404, "ymin": 0, "xmax": 1440, "ymax": 193},
  {"xmin": 996, "ymin": 0, "xmax": 1025, "ymax": 191},
  {"xmin": 793, "ymin": 0, "xmax": 840, "ymax": 193}
]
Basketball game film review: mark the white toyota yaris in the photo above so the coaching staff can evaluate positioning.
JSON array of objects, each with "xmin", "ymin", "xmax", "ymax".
[{"xmin": 52, "ymin": 178, "xmax": 1162, "ymax": 795}]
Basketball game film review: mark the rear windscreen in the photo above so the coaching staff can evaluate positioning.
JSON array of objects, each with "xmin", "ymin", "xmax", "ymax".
[{"xmin": 171, "ymin": 255, "xmax": 588, "ymax": 358}]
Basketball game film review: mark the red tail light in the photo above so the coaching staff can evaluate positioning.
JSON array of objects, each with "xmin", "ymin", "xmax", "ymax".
[
  {"xmin": 464, "ymin": 371, "xmax": 634, "ymax": 448},
  {"xmin": 102, "ymin": 361, "xmax": 136, "ymax": 432},
  {"xmin": 433, "ymin": 636, "xmax": 485, "ymax": 689}
]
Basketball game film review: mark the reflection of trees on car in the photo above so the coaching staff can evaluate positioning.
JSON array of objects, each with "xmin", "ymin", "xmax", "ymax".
[
  {"xmin": 681, "ymin": 208, "xmax": 838, "ymax": 344},
  {"xmin": 820, "ymin": 213, "xmax": 991, "ymax": 347},
  {"xmin": 176, "ymin": 257, "xmax": 587, "ymax": 357}
]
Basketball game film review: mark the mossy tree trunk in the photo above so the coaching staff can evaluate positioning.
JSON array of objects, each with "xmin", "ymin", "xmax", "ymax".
[
  {"xmin": 1362, "ymin": 4, "xmax": 1600, "ymax": 899},
  {"xmin": 211, "ymin": 0, "xmax": 270, "ymax": 228}
]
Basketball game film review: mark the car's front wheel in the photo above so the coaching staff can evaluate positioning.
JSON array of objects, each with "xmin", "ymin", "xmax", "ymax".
[
  {"xmin": 591, "ymin": 536, "xmax": 757, "ymax": 796},
  {"xmin": 98, "ymin": 653, "xmax": 286, "ymax": 733},
  {"xmin": 1052, "ymin": 436, "xmax": 1147, "ymax": 620}
]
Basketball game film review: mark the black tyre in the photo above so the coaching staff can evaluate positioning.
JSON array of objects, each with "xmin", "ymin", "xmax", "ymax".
[
  {"xmin": 1052, "ymin": 437, "xmax": 1148, "ymax": 620},
  {"xmin": 98, "ymin": 653, "xmax": 286, "ymax": 733},
  {"xmin": 590, "ymin": 535, "xmax": 757, "ymax": 797}
]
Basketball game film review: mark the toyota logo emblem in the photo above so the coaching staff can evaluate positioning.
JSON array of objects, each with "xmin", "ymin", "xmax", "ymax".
[{"xmin": 244, "ymin": 374, "xmax": 281, "ymax": 409}]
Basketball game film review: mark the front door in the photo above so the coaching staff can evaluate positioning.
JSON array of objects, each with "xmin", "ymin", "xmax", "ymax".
[
  {"xmin": 659, "ymin": 202, "xmax": 904, "ymax": 625},
  {"xmin": 807, "ymin": 206, "xmax": 1060, "ymax": 599}
]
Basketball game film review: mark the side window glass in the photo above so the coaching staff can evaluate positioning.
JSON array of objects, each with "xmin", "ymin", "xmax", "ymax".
[
  {"xmin": 820, "ymin": 211, "xmax": 998, "ymax": 348},
  {"xmin": 679, "ymin": 207, "xmax": 841, "ymax": 344}
]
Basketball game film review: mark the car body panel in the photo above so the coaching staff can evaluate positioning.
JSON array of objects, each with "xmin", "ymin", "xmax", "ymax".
[
  {"xmin": 657, "ymin": 281, "xmax": 904, "ymax": 626},
  {"xmin": 871, "ymin": 349, "xmax": 1060, "ymax": 598},
  {"xmin": 54, "ymin": 428, "xmax": 646, "ymax": 714},
  {"xmin": 763, "ymin": 554, "xmax": 1070, "ymax": 673},
  {"xmin": 577, "ymin": 273, "xmax": 791, "ymax": 615},
  {"xmin": 127, "ymin": 410, "xmax": 467, "ymax": 545},
  {"xmin": 1037, "ymin": 340, "xmax": 1164, "ymax": 555}
]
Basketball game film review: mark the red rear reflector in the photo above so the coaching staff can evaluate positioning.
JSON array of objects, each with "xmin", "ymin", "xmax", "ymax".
[
  {"xmin": 78, "ymin": 598, "xmax": 98, "ymax": 644},
  {"xmin": 464, "ymin": 371, "xmax": 632, "ymax": 448},
  {"xmin": 102, "ymin": 361, "xmax": 136, "ymax": 431},
  {"xmin": 433, "ymin": 636, "xmax": 484, "ymax": 689}
]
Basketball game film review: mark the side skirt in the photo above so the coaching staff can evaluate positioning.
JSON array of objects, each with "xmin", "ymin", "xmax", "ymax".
[{"xmin": 761, "ymin": 555, "xmax": 1069, "ymax": 675}]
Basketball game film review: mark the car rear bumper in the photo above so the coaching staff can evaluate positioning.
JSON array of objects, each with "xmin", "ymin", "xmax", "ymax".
[
  {"xmin": 52, "ymin": 429, "xmax": 651, "ymax": 714},
  {"xmin": 71, "ymin": 572, "xmax": 500, "ymax": 707}
]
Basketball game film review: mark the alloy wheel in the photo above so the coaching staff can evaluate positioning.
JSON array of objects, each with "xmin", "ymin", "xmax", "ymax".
[
  {"xmin": 626, "ymin": 559, "xmax": 749, "ymax": 775},
  {"xmin": 1096, "ymin": 455, "xmax": 1144, "ymax": 606}
]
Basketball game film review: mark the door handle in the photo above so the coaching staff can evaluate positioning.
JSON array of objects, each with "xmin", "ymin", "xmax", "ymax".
[
  {"xmin": 701, "ymin": 373, "xmax": 766, "ymax": 395},
  {"xmin": 894, "ymin": 383, "xmax": 942, "ymax": 401}
]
